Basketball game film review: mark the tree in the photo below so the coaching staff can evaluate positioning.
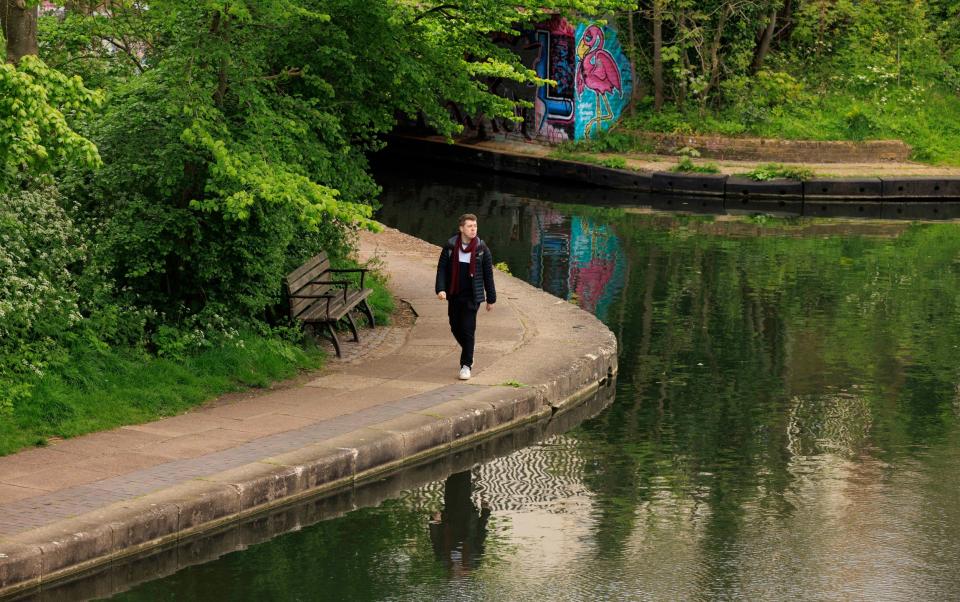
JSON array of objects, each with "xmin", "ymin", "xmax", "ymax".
[{"xmin": 1, "ymin": 0, "xmax": 39, "ymax": 64}]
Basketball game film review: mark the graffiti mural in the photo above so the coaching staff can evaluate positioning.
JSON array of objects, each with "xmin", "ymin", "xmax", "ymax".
[
  {"xmin": 575, "ymin": 23, "xmax": 633, "ymax": 140},
  {"xmin": 532, "ymin": 17, "xmax": 576, "ymax": 142},
  {"xmin": 443, "ymin": 19, "xmax": 633, "ymax": 143}
]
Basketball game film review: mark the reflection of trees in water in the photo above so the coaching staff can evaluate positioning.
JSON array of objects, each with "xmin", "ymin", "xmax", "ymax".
[
  {"xmin": 378, "ymin": 170, "xmax": 960, "ymax": 596},
  {"xmin": 567, "ymin": 211, "xmax": 960, "ymax": 590},
  {"xmin": 403, "ymin": 434, "xmax": 590, "ymax": 513},
  {"xmin": 788, "ymin": 393, "xmax": 873, "ymax": 458}
]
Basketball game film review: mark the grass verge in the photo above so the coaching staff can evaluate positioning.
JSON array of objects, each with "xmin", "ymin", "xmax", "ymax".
[
  {"xmin": 0, "ymin": 333, "xmax": 324, "ymax": 456},
  {"xmin": 619, "ymin": 87, "xmax": 960, "ymax": 166}
]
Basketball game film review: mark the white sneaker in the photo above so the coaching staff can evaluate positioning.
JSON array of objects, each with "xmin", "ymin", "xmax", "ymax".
[{"xmin": 458, "ymin": 365, "xmax": 471, "ymax": 380}]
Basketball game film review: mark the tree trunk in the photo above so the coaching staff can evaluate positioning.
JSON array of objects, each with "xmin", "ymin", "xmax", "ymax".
[
  {"xmin": 1, "ymin": 0, "xmax": 39, "ymax": 64},
  {"xmin": 751, "ymin": 4, "xmax": 778, "ymax": 74},
  {"xmin": 700, "ymin": 4, "xmax": 730, "ymax": 114},
  {"xmin": 652, "ymin": 0, "xmax": 664, "ymax": 112},
  {"xmin": 209, "ymin": 10, "xmax": 230, "ymax": 108},
  {"xmin": 627, "ymin": 6, "xmax": 637, "ymax": 116},
  {"xmin": 816, "ymin": 0, "xmax": 827, "ymax": 57}
]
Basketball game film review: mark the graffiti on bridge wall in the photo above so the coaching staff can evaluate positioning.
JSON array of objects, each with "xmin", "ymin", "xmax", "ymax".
[
  {"xmin": 447, "ymin": 19, "xmax": 633, "ymax": 142},
  {"xmin": 575, "ymin": 23, "xmax": 632, "ymax": 140},
  {"xmin": 532, "ymin": 16, "xmax": 576, "ymax": 142}
]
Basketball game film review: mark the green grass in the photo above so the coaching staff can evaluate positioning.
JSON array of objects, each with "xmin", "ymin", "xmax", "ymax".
[
  {"xmin": 556, "ymin": 129, "xmax": 655, "ymax": 154},
  {"xmin": 548, "ymin": 150, "xmax": 632, "ymax": 171},
  {"xmin": 619, "ymin": 85, "xmax": 960, "ymax": 166},
  {"xmin": 671, "ymin": 157, "xmax": 721, "ymax": 174},
  {"xmin": 0, "ymin": 334, "xmax": 324, "ymax": 456},
  {"xmin": 739, "ymin": 163, "xmax": 815, "ymax": 181}
]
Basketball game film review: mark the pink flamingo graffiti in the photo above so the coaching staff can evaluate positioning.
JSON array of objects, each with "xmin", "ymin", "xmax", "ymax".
[{"xmin": 576, "ymin": 25, "xmax": 623, "ymax": 138}]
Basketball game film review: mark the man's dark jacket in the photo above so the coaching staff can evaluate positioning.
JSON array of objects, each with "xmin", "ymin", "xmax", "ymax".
[{"xmin": 435, "ymin": 235, "xmax": 497, "ymax": 306}]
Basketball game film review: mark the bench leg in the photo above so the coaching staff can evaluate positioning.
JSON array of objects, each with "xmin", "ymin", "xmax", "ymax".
[
  {"xmin": 360, "ymin": 298, "xmax": 375, "ymax": 328},
  {"xmin": 345, "ymin": 312, "xmax": 360, "ymax": 342},
  {"xmin": 324, "ymin": 322, "xmax": 342, "ymax": 357}
]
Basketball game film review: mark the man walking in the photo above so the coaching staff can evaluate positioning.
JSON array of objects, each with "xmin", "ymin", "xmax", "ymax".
[{"xmin": 435, "ymin": 213, "xmax": 496, "ymax": 380}]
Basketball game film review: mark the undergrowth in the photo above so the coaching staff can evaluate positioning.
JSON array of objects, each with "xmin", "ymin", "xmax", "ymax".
[
  {"xmin": 671, "ymin": 157, "xmax": 721, "ymax": 173},
  {"xmin": 0, "ymin": 333, "xmax": 324, "ymax": 456},
  {"xmin": 740, "ymin": 163, "xmax": 815, "ymax": 181}
]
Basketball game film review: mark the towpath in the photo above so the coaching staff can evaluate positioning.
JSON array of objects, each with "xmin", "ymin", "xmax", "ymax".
[
  {"xmin": 463, "ymin": 136, "xmax": 960, "ymax": 177},
  {"xmin": 0, "ymin": 226, "xmax": 616, "ymax": 597}
]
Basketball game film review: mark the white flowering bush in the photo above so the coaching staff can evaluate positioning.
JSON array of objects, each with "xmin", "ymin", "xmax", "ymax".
[{"xmin": 0, "ymin": 188, "xmax": 84, "ymax": 414}]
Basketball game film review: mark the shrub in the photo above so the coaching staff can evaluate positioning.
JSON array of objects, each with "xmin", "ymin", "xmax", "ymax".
[
  {"xmin": 0, "ymin": 187, "xmax": 84, "ymax": 413},
  {"xmin": 671, "ymin": 157, "xmax": 721, "ymax": 173},
  {"xmin": 741, "ymin": 163, "xmax": 815, "ymax": 181},
  {"xmin": 843, "ymin": 105, "xmax": 878, "ymax": 140}
]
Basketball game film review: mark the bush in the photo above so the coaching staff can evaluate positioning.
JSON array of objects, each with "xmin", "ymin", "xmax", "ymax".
[
  {"xmin": 0, "ymin": 187, "xmax": 84, "ymax": 414},
  {"xmin": 843, "ymin": 105, "xmax": 878, "ymax": 140},
  {"xmin": 741, "ymin": 163, "xmax": 814, "ymax": 181},
  {"xmin": 671, "ymin": 157, "xmax": 721, "ymax": 173}
]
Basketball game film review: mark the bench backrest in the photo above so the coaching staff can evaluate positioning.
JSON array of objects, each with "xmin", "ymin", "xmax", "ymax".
[{"xmin": 286, "ymin": 252, "xmax": 334, "ymax": 319}]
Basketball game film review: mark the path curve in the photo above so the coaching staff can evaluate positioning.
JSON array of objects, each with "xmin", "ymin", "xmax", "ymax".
[{"xmin": 0, "ymin": 226, "xmax": 617, "ymax": 597}]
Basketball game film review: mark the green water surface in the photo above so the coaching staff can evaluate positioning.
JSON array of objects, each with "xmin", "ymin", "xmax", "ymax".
[{"xmin": 109, "ymin": 168, "xmax": 960, "ymax": 601}]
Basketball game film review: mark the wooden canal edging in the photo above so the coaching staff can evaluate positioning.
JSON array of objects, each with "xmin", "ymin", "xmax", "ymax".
[{"xmin": 386, "ymin": 136, "xmax": 960, "ymax": 219}]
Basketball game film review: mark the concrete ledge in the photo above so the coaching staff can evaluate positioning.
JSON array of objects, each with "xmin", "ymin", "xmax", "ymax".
[
  {"xmin": 652, "ymin": 172, "xmax": 728, "ymax": 196},
  {"xmin": 881, "ymin": 177, "xmax": 960, "ymax": 199},
  {"xmin": 582, "ymin": 165, "xmax": 653, "ymax": 192},
  {"xmin": 496, "ymin": 152, "xmax": 541, "ymax": 177},
  {"xmin": 370, "ymin": 413, "xmax": 454, "ymax": 459},
  {"xmin": 804, "ymin": 178, "xmax": 882, "ymax": 199},
  {"xmin": 384, "ymin": 136, "xmax": 960, "ymax": 209},
  {"xmin": 17, "ymin": 384, "xmax": 617, "ymax": 600},
  {"xmin": 539, "ymin": 158, "xmax": 592, "ymax": 181},
  {"xmin": 327, "ymin": 428, "xmax": 405, "ymax": 476},
  {"xmin": 9, "ymin": 517, "xmax": 114, "ymax": 584},
  {"xmin": 726, "ymin": 177, "xmax": 803, "ymax": 200},
  {"xmin": 204, "ymin": 463, "xmax": 304, "ymax": 512},
  {"xmin": 0, "ymin": 541, "xmax": 40, "ymax": 592}
]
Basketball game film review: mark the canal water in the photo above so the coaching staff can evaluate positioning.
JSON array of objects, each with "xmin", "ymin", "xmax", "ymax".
[{"xmin": 107, "ymin": 165, "xmax": 960, "ymax": 600}]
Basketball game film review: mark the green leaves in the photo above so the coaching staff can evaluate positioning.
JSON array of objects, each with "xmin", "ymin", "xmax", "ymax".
[{"xmin": 0, "ymin": 56, "xmax": 102, "ymax": 192}]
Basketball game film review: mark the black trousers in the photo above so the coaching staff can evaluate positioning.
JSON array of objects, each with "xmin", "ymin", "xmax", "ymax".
[{"xmin": 448, "ymin": 296, "xmax": 479, "ymax": 368}]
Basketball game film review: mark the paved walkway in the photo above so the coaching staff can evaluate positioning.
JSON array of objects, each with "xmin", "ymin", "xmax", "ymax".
[
  {"xmin": 0, "ymin": 226, "xmax": 616, "ymax": 596},
  {"xmin": 462, "ymin": 136, "xmax": 960, "ymax": 177}
]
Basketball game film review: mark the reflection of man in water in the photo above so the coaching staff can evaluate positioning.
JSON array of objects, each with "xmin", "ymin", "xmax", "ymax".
[{"xmin": 429, "ymin": 470, "xmax": 491, "ymax": 574}]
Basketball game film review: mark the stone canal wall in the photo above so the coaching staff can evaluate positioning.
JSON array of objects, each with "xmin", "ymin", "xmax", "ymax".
[
  {"xmin": 388, "ymin": 136, "xmax": 960, "ymax": 219},
  {"xmin": 627, "ymin": 131, "xmax": 912, "ymax": 163}
]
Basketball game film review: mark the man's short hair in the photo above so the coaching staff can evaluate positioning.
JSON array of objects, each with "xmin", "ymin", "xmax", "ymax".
[{"xmin": 459, "ymin": 213, "xmax": 478, "ymax": 226}]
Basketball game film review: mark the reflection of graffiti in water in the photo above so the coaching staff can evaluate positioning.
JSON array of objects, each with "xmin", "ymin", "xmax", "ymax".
[
  {"xmin": 568, "ymin": 217, "xmax": 625, "ymax": 321},
  {"xmin": 530, "ymin": 208, "xmax": 570, "ymax": 299},
  {"xmin": 529, "ymin": 210, "xmax": 625, "ymax": 319}
]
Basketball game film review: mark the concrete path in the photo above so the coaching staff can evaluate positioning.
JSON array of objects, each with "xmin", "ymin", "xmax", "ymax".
[
  {"xmin": 0, "ymin": 227, "xmax": 617, "ymax": 596},
  {"xmin": 465, "ymin": 136, "xmax": 960, "ymax": 177}
]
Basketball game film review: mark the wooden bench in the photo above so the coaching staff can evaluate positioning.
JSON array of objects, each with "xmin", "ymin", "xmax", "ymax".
[{"xmin": 286, "ymin": 252, "xmax": 375, "ymax": 357}]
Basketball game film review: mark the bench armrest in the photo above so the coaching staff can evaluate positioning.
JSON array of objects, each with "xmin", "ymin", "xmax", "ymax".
[
  {"xmin": 327, "ymin": 268, "xmax": 369, "ymax": 288},
  {"xmin": 308, "ymin": 279, "xmax": 351, "ymax": 302},
  {"xmin": 289, "ymin": 293, "xmax": 335, "ymax": 298}
]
